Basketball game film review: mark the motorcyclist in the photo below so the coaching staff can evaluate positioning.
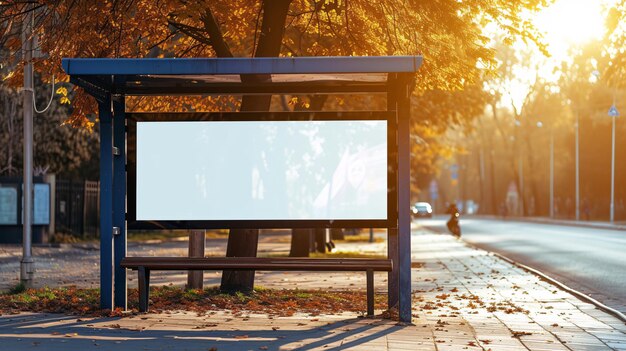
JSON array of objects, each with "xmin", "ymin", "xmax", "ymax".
[
  {"xmin": 445, "ymin": 203, "xmax": 461, "ymax": 237},
  {"xmin": 446, "ymin": 203, "xmax": 460, "ymax": 217}
]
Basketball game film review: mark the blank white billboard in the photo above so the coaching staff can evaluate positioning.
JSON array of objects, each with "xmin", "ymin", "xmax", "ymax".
[{"xmin": 136, "ymin": 120, "xmax": 387, "ymax": 221}]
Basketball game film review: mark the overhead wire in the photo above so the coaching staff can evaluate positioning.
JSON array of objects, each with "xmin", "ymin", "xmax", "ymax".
[{"xmin": 31, "ymin": 72, "xmax": 55, "ymax": 114}]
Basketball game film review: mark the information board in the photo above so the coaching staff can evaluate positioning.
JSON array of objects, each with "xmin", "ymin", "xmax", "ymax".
[
  {"xmin": 20, "ymin": 183, "xmax": 51, "ymax": 225},
  {"xmin": 136, "ymin": 120, "xmax": 388, "ymax": 221},
  {"xmin": 33, "ymin": 184, "xmax": 50, "ymax": 225},
  {"xmin": 0, "ymin": 185, "xmax": 18, "ymax": 225}
]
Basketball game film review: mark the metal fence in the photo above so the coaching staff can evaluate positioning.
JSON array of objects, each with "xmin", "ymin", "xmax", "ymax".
[{"xmin": 55, "ymin": 179, "xmax": 99, "ymax": 238}]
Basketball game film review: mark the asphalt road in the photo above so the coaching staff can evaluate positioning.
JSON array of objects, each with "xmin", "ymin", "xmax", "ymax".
[{"xmin": 418, "ymin": 216, "xmax": 626, "ymax": 314}]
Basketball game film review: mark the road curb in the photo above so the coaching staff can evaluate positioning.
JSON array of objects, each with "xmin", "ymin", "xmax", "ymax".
[
  {"xmin": 420, "ymin": 225, "xmax": 626, "ymax": 324},
  {"xmin": 470, "ymin": 215, "xmax": 626, "ymax": 231},
  {"xmin": 489, "ymin": 251, "xmax": 626, "ymax": 324}
]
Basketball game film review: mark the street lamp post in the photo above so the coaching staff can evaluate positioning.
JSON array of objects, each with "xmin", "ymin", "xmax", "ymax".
[
  {"xmin": 514, "ymin": 120, "xmax": 524, "ymax": 216},
  {"xmin": 592, "ymin": 70, "xmax": 619, "ymax": 223},
  {"xmin": 609, "ymin": 93, "xmax": 619, "ymax": 222},
  {"xmin": 21, "ymin": 3, "xmax": 35, "ymax": 287},
  {"xmin": 611, "ymin": 112, "xmax": 615, "ymax": 222},
  {"xmin": 575, "ymin": 110, "xmax": 580, "ymax": 221},
  {"xmin": 519, "ymin": 156, "xmax": 524, "ymax": 215},
  {"xmin": 550, "ymin": 128, "xmax": 554, "ymax": 218}
]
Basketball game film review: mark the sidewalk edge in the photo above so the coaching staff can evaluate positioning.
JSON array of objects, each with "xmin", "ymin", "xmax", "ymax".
[
  {"xmin": 470, "ymin": 215, "xmax": 626, "ymax": 231},
  {"xmin": 420, "ymin": 225, "xmax": 626, "ymax": 324},
  {"xmin": 468, "ymin": 241, "xmax": 626, "ymax": 324}
]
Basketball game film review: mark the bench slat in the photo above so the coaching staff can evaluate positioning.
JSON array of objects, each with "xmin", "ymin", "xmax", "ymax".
[{"xmin": 121, "ymin": 257, "xmax": 392, "ymax": 271}]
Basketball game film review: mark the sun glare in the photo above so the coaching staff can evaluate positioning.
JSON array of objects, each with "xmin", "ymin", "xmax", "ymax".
[{"xmin": 534, "ymin": 0, "xmax": 608, "ymax": 58}]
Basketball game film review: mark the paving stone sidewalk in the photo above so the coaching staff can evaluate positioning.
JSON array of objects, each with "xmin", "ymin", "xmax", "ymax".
[{"xmin": 0, "ymin": 228, "xmax": 625, "ymax": 350}]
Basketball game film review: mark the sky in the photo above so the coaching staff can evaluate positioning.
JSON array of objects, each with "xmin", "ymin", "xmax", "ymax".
[
  {"xmin": 534, "ymin": 0, "xmax": 608, "ymax": 63},
  {"xmin": 504, "ymin": 0, "xmax": 613, "ymax": 110}
]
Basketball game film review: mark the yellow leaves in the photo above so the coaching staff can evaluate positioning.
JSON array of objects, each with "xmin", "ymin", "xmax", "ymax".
[
  {"xmin": 2, "ymin": 70, "xmax": 15, "ymax": 81},
  {"xmin": 56, "ymin": 86, "xmax": 71, "ymax": 105},
  {"xmin": 287, "ymin": 97, "xmax": 310, "ymax": 109}
]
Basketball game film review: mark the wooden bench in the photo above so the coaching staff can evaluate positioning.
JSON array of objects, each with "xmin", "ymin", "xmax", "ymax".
[{"xmin": 121, "ymin": 257, "xmax": 393, "ymax": 316}]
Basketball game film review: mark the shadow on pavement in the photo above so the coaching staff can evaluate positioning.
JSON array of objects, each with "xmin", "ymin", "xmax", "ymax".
[{"xmin": 0, "ymin": 313, "xmax": 405, "ymax": 351}]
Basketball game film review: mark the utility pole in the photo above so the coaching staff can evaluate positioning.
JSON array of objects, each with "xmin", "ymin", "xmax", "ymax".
[
  {"xmin": 550, "ymin": 130, "xmax": 554, "ymax": 219},
  {"xmin": 518, "ymin": 157, "xmax": 524, "ymax": 216},
  {"xmin": 575, "ymin": 110, "xmax": 580, "ymax": 221},
  {"xmin": 21, "ymin": 4, "xmax": 35, "ymax": 287},
  {"xmin": 609, "ymin": 90, "xmax": 619, "ymax": 223},
  {"xmin": 610, "ymin": 112, "xmax": 616, "ymax": 222}
]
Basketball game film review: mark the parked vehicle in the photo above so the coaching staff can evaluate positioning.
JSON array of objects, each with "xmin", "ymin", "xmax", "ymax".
[{"xmin": 411, "ymin": 202, "xmax": 433, "ymax": 218}]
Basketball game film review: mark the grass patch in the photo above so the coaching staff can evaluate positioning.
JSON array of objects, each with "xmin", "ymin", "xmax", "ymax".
[
  {"xmin": 336, "ymin": 233, "xmax": 385, "ymax": 243},
  {"xmin": 253, "ymin": 285, "xmax": 269, "ymax": 292},
  {"xmin": 309, "ymin": 251, "xmax": 387, "ymax": 259},
  {"xmin": 49, "ymin": 232, "xmax": 94, "ymax": 244},
  {"xmin": 8, "ymin": 282, "xmax": 26, "ymax": 295},
  {"xmin": 264, "ymin": 251, "xmax": 386, "ymax": 259},
  {"xmin": 0, "ymin": 285, "xmax": 387, "ymax": 318},
  {"xmin": 127, "ymin": 229, "xmax": 228, "ymax": 242}
]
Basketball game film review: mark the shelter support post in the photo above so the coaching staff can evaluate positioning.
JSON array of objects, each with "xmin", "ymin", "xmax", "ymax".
[
  {"xmin": 366, "ymin": 269, "xmax": 374, "ymax": 316},
  {"xmin": 98, "ymin": 96, "xmax": 114, "ymax": 310},
  {"xmin": 386, "ymin": 74, "xmax": 399, "ymax": 311},
  {"xmin": 397, "ymin": 74, "xmax": 413, "ymax": 323},
  {"xmin": 113, "ymin": 95, "xmax": 127, "ymax": 309}
]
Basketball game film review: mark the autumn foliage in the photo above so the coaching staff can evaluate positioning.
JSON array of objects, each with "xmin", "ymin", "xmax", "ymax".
[
  {"xmin": 2, "ymin": 1, "xmax": 548, "ymax": 125},
  {"xmin": 0, "ymin": 286, "xmax": 385, "ymax": 318}
]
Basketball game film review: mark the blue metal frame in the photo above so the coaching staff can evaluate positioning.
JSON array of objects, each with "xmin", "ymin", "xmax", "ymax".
[
  {"xmin": 113, "ymin": 96, "xmax": 127, "ymax": 309},
  {"xmin": 396, "ymin": 75, "xmax": 413, "ymax": 323},
  {"xmin": 98, "ymin": 96, "xmax": 113, "ymax": 310},
  {"xmin": 62, "ymin": 56, "xmax": 423, "ymax": 76}
]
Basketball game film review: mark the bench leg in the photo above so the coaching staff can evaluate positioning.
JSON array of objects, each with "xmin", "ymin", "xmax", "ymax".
[
  {"xmin": 138, "ymin": 267, "xmax": 150, "ymax": 312},
  {"xmin": 366, "ymin": 269, "xmax": 374, "ymax": 317}
]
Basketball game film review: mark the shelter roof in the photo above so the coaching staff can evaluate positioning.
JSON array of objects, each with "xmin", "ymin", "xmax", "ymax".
[{"xmin": 61, "ymin": 56, "xmax": 422, "ymax": 100}]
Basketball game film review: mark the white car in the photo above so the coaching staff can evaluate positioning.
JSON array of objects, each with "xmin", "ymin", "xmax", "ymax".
[{"xmin": 411, "ymin": 202, "xmax": 433, "ymax": 218}]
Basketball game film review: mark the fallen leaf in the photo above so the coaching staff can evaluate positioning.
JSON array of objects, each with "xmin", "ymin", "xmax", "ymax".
[{"xmin": 512, "ymin": 331, "xmax": 532, "ymax": 338}]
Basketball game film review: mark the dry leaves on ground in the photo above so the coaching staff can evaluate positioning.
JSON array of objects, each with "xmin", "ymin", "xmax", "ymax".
[{"xmin": 0, "ymin": 286, "xmax": 389, "ymax": 318}]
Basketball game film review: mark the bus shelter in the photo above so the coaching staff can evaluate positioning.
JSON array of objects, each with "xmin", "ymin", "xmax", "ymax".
[{"xmin": 62, "ymin": 56, "xmax": 422, "ymax": 322}]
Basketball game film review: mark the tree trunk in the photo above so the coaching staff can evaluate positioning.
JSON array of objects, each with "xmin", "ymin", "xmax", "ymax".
[
  {"xmin": 289, "ymin": 229, "xmax": 312, "ymax": 257},
  {"xmin": 286, "ymin": 95, "xmax": 329, "ymax": 256},
  {"xmin": 525, "ymin": 136, "xmax": 541, "ymax": 216},
  {"xmin": 220, "ymin": 229, "xmax": 259, "ymax": 293},
  {"xmin": 187, "ymin": 230, "xmax": 205, "ymax": 290},
  {"xmin": 488, "ymin": 149, "xmax": 497, "ymax": 214},
  {"xmin": 220, "ymin": 0, "xmax": 293, "ymax": 293},
  {"xmin": 314, "ymin": 228, "xmax": 326, "ymax": 253},
  {"xmin": 330, "ymin": 228, "xmax": 344, "ymax": 240}
]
